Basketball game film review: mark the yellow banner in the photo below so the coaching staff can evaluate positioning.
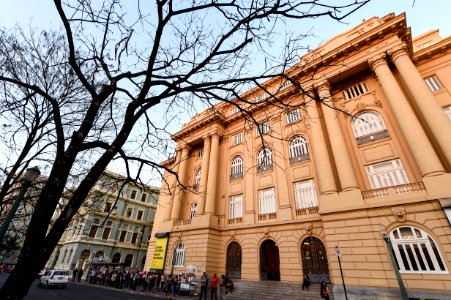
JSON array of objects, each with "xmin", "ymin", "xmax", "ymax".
[{"xmin": 151, "ymin": 237, "xmax": 169, "ymax": 270}]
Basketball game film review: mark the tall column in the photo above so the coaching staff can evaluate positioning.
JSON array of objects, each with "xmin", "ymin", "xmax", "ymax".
[
  {"xmin": 305, "ymin": 93, "xmax": 337, "ymax": 195},
  {"xmin": 389, "ymin": 44, "xmax": 451, "ymax": 166},
  {"xmin": 369, "ymin": 54, "xmax": 444, "ymax": 177},
  {"xmin": 164, "ymin": 150, "xmax": 182, "ymax": 221},
  {"xmin": 170, "ymin": 145, "xmax": 190, "ymax": 220},
  {"xmin": 205, "ymin": 131, "xmax": 221, "ymax": 215},
  {"xmin": 197, "ymin": 135, "xmax": 212, "ymax": 215},
  {"xmin": 316, "ymin": 81, "xmax": 359, "ymax": 191}
]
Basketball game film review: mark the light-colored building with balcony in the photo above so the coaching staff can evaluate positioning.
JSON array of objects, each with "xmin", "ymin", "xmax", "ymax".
[
  {"xmin": 145, "ymin": 13, "xmax": 451, "ymax": 299},
  {"xmin": 48, "ymin": 171, "xmax": 159, "ymax": 274}
]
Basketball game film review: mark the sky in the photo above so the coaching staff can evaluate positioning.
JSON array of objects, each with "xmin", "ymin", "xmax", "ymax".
[{"xmin": 1, "ymin": 0, "xmax": 450, "ymax": 185}]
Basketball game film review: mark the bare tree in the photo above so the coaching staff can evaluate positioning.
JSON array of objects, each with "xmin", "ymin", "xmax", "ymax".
[{"xmin": 0, "ymin": 0, "xmax": 370, "ymax": 298}]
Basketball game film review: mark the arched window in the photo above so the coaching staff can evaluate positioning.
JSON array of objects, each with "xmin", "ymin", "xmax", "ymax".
[
  {"xmin": 124, "ymin": 254, "xmax": 133, "ymax": 267},
  {"xmin": 390, "ymin": 226, "xmax": 447, "ymax": 274},
  {"xmin": 257, "ymin": 147, "xmax": 273, "ymax": 172},
  {"xmin": 352, "ymin": 111, "xmax": 389, "ymax": 144},
  {"xmin": 193, "ymin": 169, "xmax": 201, "ymax": 190},
  {"xmin": 230, "ymin": 156, "xmax": 243, "ymax": 180},
  {"xmin": 112, "ymin": 253, "xmax": 121, "ymax": 263},
  {"xmin": 173, "ymin": 243, "xmax": 185, "ymax": 267},
  {"xmin": 289, "ymin": 136, "xmax": 309, "ymax": 163}
]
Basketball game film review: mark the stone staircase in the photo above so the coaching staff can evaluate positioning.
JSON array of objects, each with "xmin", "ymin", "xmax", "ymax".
[{"xmin": 223, "ymin": 279, "xmax": 332, "ymax": 300}]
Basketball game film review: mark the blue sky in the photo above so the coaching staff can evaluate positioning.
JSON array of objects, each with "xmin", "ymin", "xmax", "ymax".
[{"xmin": 1, "ymin": 1, "xmax": 450, "ymax": 42}]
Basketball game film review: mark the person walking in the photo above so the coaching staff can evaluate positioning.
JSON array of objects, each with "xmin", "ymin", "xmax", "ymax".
[
  {"xmin": 219, "ymin": 274, "xmax": 226, "ymax": 300},
  {"xmin": 320, "ymin": 281, "xmax": 330, "ymax": 300},
  {"xmin": 199, "ymin": 272, "xmax": 209, "ymax": 300},
  {"xmin": 72, "ymin": 269, "xmax": 78, "ymax": 282},
  {"xmin": 210, "ymin": 273, "xmax": 219, "ymax": 300}
]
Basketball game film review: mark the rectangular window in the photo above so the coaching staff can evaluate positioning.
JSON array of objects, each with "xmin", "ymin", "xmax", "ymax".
[
  {"xmin": 229, "ymin": 194, "xmax": 243, "ymax": 220},
  {"xmin": 104, "ymin": 202, "xmax": 112, "ymax": 213},
  {"xmin": 343, "ymin": 81, "xmax": 369, "ymax": 100},
  {"xmin": 198, "ymin": 149, "xmax": 204, "ymax": 158},
  {"xmin": 190, "ymin": 203, "xmax": 197, "ymax": 219},
  {"xmin": 230, "ymin": 106, "xmax": 240, "ymax": 115},
  {"xmin": 126, "ymin": 208, "xmax": 133, "ymax": 218},
  {"xmin": 88, "ymin": 226, "xmax": 98, "ymax": 238},
  {"xmin": 137, "ymin": 210, "xmax": 143, "ymax": 221},
  {"xmin": 119, "ymin": 231, "xmax": 127, "ymax": 242},
  {"xmin": 131, "ymin": 232, "xmax": 138, "ymax": 244},
  {"xmin": 102, "ymin": 228, "xmax": 111, "ymax": 240},
  {"xmin": 130, "ymin": 190, "xmax": 137, "ymax": 199},
  {"xmin": 256, "ymin": 121, "xmax": 271, "ymax": 136},
  {"xmin": 293, "ymin": 180, "xmax": 318, "ymax": 209},
  {"xmin": 254, "ymin": 93, "xmax": 269, "ymax": 103},
  {"xmin": 174, "ymin": 245, "xmax": 185, "ymax": 267},
  {"xmin": 425, "ymin": 76, "xmax": 443, "ymax": 92},
  {"xmin": 141, "ymin": 193, "xmax": 147, "ymax": 202},
  {"xmin": 258, "ymin": 187, "xmax": 277, "ymax": 215},
  {"xmin": 366, "ymin": 159, "xmax": 409, "ymax": 189},
  {"xmin": 231, "ymin": 132, "xmax": 244, "ymax": 145},
  {"xmin": 286, "ymin": 109, "xmax": 301, "ymax": 124}
]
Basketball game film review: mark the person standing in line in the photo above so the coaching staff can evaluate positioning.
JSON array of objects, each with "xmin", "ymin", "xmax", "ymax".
[
  {"xmin": 320, "ymin": 281, "xmax": 330, "ymax": 300},
  {"xmin": 210, "ymin": 273, "xmax": 219, "ymax": 300},
  {"xmin": 199, "ymin": 272, "xmax": 209, "ymax": 300},
  {"xmin": 219, "ymin": 274, "xmax": 226, "ymax": 300},
  {"xmin": 302, "ymin": 274, "xmax": 310, "ymax": 291}
]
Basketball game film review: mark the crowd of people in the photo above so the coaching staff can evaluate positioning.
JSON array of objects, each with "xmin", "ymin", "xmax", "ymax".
[{"xmin": 72, "ymin": 268, "xmax": 233, "ymax": 298}]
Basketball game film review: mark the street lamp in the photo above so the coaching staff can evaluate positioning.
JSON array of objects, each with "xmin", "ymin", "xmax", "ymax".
[
  {"xmin": 379, "ymin": 230, "xmax": 409, "ymax": 300},
  {"xmin": 0, "ymin": 166, "xmax": 41, "ymax": 242}
]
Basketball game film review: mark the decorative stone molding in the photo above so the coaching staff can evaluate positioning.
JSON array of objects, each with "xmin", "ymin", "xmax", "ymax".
[
  {"xmin": 263, "ymin": 227, "xmax": 270, "ymax": 237},
  {"xmin": 176, "ymin": 233, "xmax": 183, "ymax": 242},
  {"xmin": 368, "ymin": 53, "xmax": 387, "ymax": 71},
  {"xmin": 230, "ymin": 230, "xmax": 236, "ymax": 240},
  {"xmin": 314, "ymin": 80, "xmax": 331, "ymax": 95},
  {"xmin": 391, "ymin": 206, "xmax": 406, "ymax": 222},
  {"xmin": 387, "ymin": 43, "xmax": 409, "ymax": 62},
  {"xmin": 304, "ymin": 223, "xmax": 312, "ymax": 235}
]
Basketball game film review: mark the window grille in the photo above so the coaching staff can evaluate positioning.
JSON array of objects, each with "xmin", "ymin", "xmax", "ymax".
[
  {"xmin": 173, "ymin": 244, "xmax": 185, "ymax": 267},
  {"xmin": 230, "ymin": 156, "xmax": 243, "ymax": 179},
  {"xmin": 193, "ymin": 169, "xmax": 201, "ymax": 190},
  {"xmin": 190, "ymin": 203, "xmax": 197, "ymax": 219},
  {"xmin": 343, "ymin": 81, "xmax": 369, "ymax": 100},
  {"xmin": 256, "ymin": 122, "xmax": 271, "ymax": 136},
  {"xmin": 352, "ymin": 111, "xmax": 389, "ymax": 144},
  {"xmin": 390, "ymin": 226, "xmax": 447, "ymax": 274},
  {"xmin": 257, "ymin": 148, "xmax": 273, "ymax": 170},
  {"xmin": 366, "ymin": 159, "xmax": 409, "ymax": 189},
  {"xmin": 229, "ymin": 194, "xmax": 243, "ymax": 220},
  {"xmin": 286, "ymin": 109, "xmax": 301, "ymax": 124},
  {"xmin": 293, "ymin": 180, "xmax": 318, "ymax": 209},
  {"xmin": 289, "ymin": 136, "xmax": 309, "ymax": 161},
  {"xmin": 231, "ymin": 132, "xmax": 243, "ymax": 145},
  {"xmin": 425, "ymin": 76, "xmax": 443, "ymax": 92},
  {"xmin": 258, "ymin": 188, "xmax": 277, "ymax": 215}
]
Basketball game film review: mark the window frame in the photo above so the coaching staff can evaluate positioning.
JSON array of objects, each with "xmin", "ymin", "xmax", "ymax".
[
  {"xmin": 352, "ymin": 111, "xmax": 389, "ymax": 144},
  {"xmin": 366, "ymin": 159, "xmax": 409, "ymax": 189},
  {"xmin": 230, "ymin": 156, "xmax": 243, "ymax": 179},
  {"xmin": 193, "ymin": 169, "xmax": 201, "ymax": 190},
  {"xmin": 130, "ymin": 190, "xmax": 137, "ymax": 200},
  {"xmin": 257, "ymin": 147, "xmax": 273, "ymax": 172},
  {"xmin": 258, "ymin": 187, "xmax": 277, "ymax": 215},
  {"xmin": 342, "ymin": 81, "xmax": 369, "ymax": 100},
  {"xmin": 256, "ymin": 121, "xmax": 271, "ymax": 136},
  {"xmin": 293, "ymin": 179, "xmax": 319, "ymax": 210},
  {"xmin": 289, "ymin": 136, "xmax": 309, "ymax": 163},
  {"xmin": 390, "ymin": 226, "xmax": 448, "ymax": 274},
  {"xmin": 173, "ymin": 243, "xmax": 185, "ymax": 267},
  {"xmin": 231, "ymin": 132, "xmax": 244, "ymax": 146},
  {"xmin": 229, "ymin": 194, "xmax": 243, "ymax": 220},
  {"xmin": 286, "ymin": 109, "xmax": 301, "ymax": 124},
  {"xmin": 425, "ymin": 75, "xmax": 443, "ymax": 93}
]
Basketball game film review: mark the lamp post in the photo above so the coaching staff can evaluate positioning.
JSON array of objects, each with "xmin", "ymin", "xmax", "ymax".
[
  {"xmin": 379, "ymin": 230, "xmax": 409, "ymax": 300},
  {"xmin": 0, "ymin": 166, "xmax": 41, "ymax": 242}
]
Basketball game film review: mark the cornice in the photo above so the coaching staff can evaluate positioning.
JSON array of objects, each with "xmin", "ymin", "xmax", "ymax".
[{"xmin": 413, "ymin": 36, "xmax": 451, "ymax": 64}]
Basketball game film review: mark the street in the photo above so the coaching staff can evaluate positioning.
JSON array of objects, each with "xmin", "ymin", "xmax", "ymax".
[{"xmin": 0, "ymin": 272, "xmax": 179, "ymax": 300}]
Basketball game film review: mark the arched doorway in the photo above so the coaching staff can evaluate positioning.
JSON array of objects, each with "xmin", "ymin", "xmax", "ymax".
[
  {"xmin": 226, "ymin": 242, "xmax": 242, "ymax": 279},
  {"xmin": 301, "ymin": 237, "xmax": 330, "ymax": 283},
  {"xmin": 112, "ymin": 253, "xmax": 121, "ymax": 263},
  {"xmin": 260, "ymin": 240, "xmax": 280, "ymax": 281},
  {"xmin": 124, "ymin": 254, "xmax": 133, "ymax": 267}
]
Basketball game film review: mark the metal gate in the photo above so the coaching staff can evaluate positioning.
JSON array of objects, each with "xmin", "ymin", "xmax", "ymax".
[
  {"xmin": 226, "ymin": 242, "xmax": 242, "ymax": 278},
  {"xmin": 301, "ymin": 237, "xmax": 330, "ymax": 283}
]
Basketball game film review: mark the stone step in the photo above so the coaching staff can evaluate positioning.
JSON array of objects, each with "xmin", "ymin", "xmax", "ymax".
[{"xmin": 223, "ymin": 279, "xmax": 332, "ymax": 300}]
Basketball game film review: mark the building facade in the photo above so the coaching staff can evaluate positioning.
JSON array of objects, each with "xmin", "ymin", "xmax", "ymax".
[
  {"xmin": 48, "ymin": 171, "xmax": 159, "ymax": 274},
  {"xmin": 145, "ymin": 13, "xmax": 451, "ymax": 299}
]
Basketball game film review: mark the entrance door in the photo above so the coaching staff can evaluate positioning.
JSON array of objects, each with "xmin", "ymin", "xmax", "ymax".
[
  {"xmin": 226, "ymin": 242, "xmax": 242, "ymax": 279},
  {"xmin": 260, "ymin": 240, "xmax": 280, "ymax": 281},
  {"xmin": 301, "ymin": 237, "xmax": 330, "ymax": 283}
]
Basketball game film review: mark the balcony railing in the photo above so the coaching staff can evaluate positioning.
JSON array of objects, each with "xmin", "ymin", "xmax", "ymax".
[
  {"xmin": 258, "ymin": 213, "xmax": 277, "ymax": 220},
  {"xmin": 362, "ymin": 182, "xmax": 425, "ymax": 199},
  {"xmin": 174, "ymin": 219, "xmax": 192, "ymax": 226},
  {"xmin": 228, "ymin": 217, "xmax": 243, "ymax": 224},
  {"xmin": 296, "ymin": 206, "xmax": 319, "ymax": 216}
]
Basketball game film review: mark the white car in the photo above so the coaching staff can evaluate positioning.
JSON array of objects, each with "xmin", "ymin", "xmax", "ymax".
[{"xmin": 39, "ymin": 270, "xmax": 68, "ymax": 288}]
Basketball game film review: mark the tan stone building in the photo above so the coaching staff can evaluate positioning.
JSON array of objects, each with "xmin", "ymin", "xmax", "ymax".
[{"xmin": 145, "ymin": 13, "xmax": 451, "ymax": 299}]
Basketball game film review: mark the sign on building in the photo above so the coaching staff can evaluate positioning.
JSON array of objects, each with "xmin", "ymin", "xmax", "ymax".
[{"xmin": 151, "ymin": 237, "xmax": 169, "ymax": 270}]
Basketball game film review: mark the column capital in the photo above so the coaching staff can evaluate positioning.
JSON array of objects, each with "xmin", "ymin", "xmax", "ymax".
[
  {"xmin": 368, "ymin": 53, "xmax": 387, "ymax": 71},
  {"xmin": 387, "ymin": 43, "xmax": 409, "ymax": 62},
  {"xmin": 210, "ymin": 130, "xmax": 222, "ymax": 139},
  {"xmin": 314, "ymin": 79, "xmax": 331, "ymax": 95},
  {"xmin": 202, "ymin": 135, "xmax": 212, "ymax": 143},
  {"xmin": 176, "ymin": 143, "xmax": 191, "ymax": 153}
]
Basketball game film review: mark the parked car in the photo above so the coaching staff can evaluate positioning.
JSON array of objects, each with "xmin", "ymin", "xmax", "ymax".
[
  {"xmin": 39, "ymin": 270, "xmax": 68, "ymax": 288},
  {"xmin": 38, "ymin": 268, "xmax": 47, "ymax": 278}
]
